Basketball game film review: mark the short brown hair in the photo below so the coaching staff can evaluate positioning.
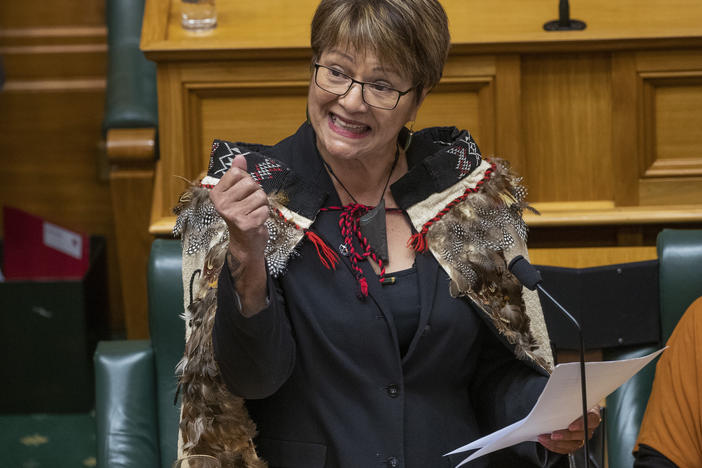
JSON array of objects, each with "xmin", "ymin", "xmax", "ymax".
[{"xmin": 310, "ymin": 0, "xmax": 450, "ymax": 99}]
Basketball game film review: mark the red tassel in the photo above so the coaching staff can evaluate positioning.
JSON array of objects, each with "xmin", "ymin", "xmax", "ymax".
[
  {"xmin": 407, "ymin": 232, "xmax": 427, "ymax": 252},
  {"xmin": 359, "ymin": 277, "xmax": 369, "ymax": 297},
  {"xmin": 305, "ymin": 231, "xmax": 340, "ymax": 270}
]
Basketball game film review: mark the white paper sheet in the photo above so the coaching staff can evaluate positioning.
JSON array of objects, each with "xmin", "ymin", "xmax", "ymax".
[{"xmin": 446, "ymin": 348, "xmax": 666, "ymax": 467}]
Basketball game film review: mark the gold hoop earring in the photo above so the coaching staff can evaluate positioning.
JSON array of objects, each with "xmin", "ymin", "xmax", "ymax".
[{"xmin": 400, "ymin": 121, "xmax": 414, "ymax": 152}]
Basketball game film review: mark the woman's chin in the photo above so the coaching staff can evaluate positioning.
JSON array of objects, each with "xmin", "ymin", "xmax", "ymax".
[
  {"xmin": 317, "ymin": 132, "xmax": 368, "ymax": 161},
  {"xmin": 323, "ymin": 144, "xmax": 366, "ymax": 162}
]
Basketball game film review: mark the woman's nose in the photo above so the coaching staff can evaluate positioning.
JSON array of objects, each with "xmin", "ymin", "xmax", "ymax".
[{"xmin": 339, "ymin": 82, "xmax": 368, "ymax": 111}]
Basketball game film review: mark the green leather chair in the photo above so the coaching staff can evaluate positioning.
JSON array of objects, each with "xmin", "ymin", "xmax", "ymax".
[
  {"xmin": 95, "ymin": 239, "xmax": 184, "ymax": 468},
  {"xmin": 605, "ymin": 229, "xmax": 702, "ymax": 468}
]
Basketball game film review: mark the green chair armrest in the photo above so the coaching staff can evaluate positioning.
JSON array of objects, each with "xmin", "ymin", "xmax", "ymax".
[
  {"xmin": 95, "ymin": 340, "xmax": 161, "ymax": 468},
  {"xmin": 604, "ymin": 345, "xmax": 659, "ymax": 468}
]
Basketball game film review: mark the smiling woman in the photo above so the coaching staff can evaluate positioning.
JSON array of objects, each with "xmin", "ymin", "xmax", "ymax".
[
  {"xmin": 174, "ymin": 1, "xmax": 600, "ymax": 467},
  {"xmin": 307, "ymin": 47, "xmax": 422, "ymax": 185}
]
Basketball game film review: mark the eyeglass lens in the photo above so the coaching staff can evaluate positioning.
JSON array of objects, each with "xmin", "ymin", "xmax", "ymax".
[{"xmin": 315, "ymin": 66, "xmax": 400, "ymax": 110}]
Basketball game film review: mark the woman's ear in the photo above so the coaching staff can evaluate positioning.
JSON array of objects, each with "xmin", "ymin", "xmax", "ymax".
[
  {"xmin": 418, "ymin": 87, "xmax": 430, "ymax": 106},
  {"xmin": 409, "ymin": 88, "xmax": 431, "ymax": 121}
]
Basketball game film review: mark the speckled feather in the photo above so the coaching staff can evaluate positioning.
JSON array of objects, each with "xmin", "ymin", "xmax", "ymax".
[{"xmin": 427, "ymin": 158, "xmax": 548, "ymax": 369}]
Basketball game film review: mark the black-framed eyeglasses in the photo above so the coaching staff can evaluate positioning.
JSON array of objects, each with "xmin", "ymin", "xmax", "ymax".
[{"xmin": 313, "ymin": 63, "xmax": 414, "ymax": 110}]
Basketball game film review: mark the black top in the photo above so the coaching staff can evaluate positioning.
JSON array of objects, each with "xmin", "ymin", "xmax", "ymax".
[
  {"xmin": 383, "ymin": 266, "xmax": 420, "ymax": 357},
  {"xmin": 634, "ymin": 444, "xmax": 679, "ymax": 468}
]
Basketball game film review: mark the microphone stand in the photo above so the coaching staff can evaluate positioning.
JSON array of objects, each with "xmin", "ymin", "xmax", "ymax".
[
  {"xmin": 536, "ymin": 285, "xmax": 590, "ymax": 468},
  {"xmin": 507, "ymin": 255, "xmax": 591, "ymax": 467},
  {"xmin": 544, "ymin": 0, "xmax": 587, "ymax": 31}
]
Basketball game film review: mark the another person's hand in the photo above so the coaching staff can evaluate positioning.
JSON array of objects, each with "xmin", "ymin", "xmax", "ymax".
[{"xmin": 537, "ymin": 406, "xmax": 602, "ymax": 454}]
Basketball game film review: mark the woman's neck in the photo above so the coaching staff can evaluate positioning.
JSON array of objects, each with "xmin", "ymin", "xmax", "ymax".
[{"xmin": 321, "ymin": 148, "xmax": 407, "ymax": 207}]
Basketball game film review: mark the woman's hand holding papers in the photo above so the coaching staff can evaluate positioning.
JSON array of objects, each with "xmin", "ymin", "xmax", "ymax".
[{"xmin": 537, "ymin": 406, "xmax": 602, "ymax": 454}]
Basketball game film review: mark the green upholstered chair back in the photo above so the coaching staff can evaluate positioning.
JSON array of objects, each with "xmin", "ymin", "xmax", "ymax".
[
  {"xmin": 606, "ymin": 229, "xmax": 702, "ymax": 468},
  {"xmin": 104, "ymin": 0, "xmax": 158, "ymax": 131},
  {"xmin": 657, "ymin": 229, "xmax": 702, "ymax": 343},
  {"xmin": 148, "ymin": 239, "xmax": 185, "ymax": 468}
]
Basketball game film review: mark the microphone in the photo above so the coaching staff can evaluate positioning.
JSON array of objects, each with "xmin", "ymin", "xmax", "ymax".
[{"xmin": 508, "ymin": 255, "xmax": 591, "ymax": 468}]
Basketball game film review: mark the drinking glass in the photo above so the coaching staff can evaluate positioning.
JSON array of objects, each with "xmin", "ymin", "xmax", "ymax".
[{"xmin": 181, "ymin": 0, "xmax": 217, "ymax": 31}]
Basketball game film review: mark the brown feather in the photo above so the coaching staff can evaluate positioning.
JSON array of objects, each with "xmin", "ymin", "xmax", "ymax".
[{"xmin": 175, "ymin": 185, "xmax": 267, "ymax": 467}]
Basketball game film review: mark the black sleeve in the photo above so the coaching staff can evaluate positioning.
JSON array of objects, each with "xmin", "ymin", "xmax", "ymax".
[
  {"xmin": 212, "ymin": 260, "xmax": 296, "ymax": 399},
  {"xmin": 634, "ymin": 444, "xmax": 679, "ymax": 468},
  {"xmin": 470, "ymin": 320, "xmax": 567, "ymax": 468}
]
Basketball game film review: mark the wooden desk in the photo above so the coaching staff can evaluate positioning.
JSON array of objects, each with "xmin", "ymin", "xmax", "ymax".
[{"xmin": 114, "ymin": 0, "xmax": 702, "ymax": 337}]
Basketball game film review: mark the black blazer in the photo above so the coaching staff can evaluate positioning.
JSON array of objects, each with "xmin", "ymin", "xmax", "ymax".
[{"xmin": 213, "ymin": 124, "xmax": 565, "ymax": 468}]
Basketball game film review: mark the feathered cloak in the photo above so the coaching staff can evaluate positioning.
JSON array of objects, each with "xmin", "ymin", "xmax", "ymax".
[{"xmin": 172, "ymin": 126, "xmax": 552, "ymax": 466}]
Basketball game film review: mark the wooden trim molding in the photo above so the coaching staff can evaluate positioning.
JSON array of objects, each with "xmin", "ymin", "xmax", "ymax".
[
  {"xmin": 611, "ymin": 52, "xmax": 640, "ymax": 206},
  {"xmin": 525, "ymin": 203, "xmax": 702, "ymax": 226},
  {"xmin": 107, "ymin": 128, "xmax": 157, "ymax": 339},
  {"xmin": 107, "ymin": 128, "xmax": 157, "ymax": 164},
  {"xmin": 640, "ymin": 73, "xmax": 702, "ymax": 177}
]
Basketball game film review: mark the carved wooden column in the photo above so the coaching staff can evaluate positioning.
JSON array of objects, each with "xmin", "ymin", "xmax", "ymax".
[{"xmin": 108, "ymin": 127, "xmax": 156, "ymax": 338}]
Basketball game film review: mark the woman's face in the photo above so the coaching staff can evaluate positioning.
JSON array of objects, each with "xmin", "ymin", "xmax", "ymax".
[{"xmin": 308, "ymin": 47, "xmax": 426, "ymax": 165}]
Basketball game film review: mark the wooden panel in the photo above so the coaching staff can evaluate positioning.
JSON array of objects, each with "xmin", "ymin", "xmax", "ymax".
[
  {"xmin": 444, "ymin": 0, "xmax": 702, "ymax": 48},
  {"xmin": 622, "ymin": 51, "xmax": 702, "ymax": 207},
  {"xmin": 0, "ymin": 2, "xmax": 104, "ymax": 28},
  {"xmin": 642, "ymin": 78, "xmax": 702, "ymax": 176},
  {"xmin": 0, "ymin": 2, "xmax": 118, "ymax": 330},
  {"xmin": 0, "ymin": 47, "xmax": 106, "ymax": 81},
  {"xmin": 525, "ymin": 203, "xmax": 702, "ymax": 226},
  {"xmin": 611, "ymin": 52, "xmax": 640, "ymax": 205},
  {"xmin": 0, "ymin": 28, "xmax": 107, "ymax": 81},
  {"xmin": 195, "ymin": 85, "xmax": 309, "ymax": 168},
  {"xmin": 635, "ymin": 49, "xmax": 702, "ymax": 72},
  {"xmin": 142, "ymin": 0, "xmax": 702, "ymax": 61},
  {"xmin": 156, "ymin": 62, "xmax": 190, "ymax": 223},
  {"xmin": 110, "ymin": 169, "xmax": 154, "ymax": 339},
  {"xmin": 416, "ymin": 80, "xmax": 490, "ymax": 154},
  {"xmin": 640, "ymin": 177, "xmax": 702, "ymax": 205},
  {"xmin": 0, "ymin": 91, "xmax": 108, "ymax": 224},
  {"xmin": 522, "ymin": 53, "xmax": 613, "ymax": 202},
  {"xmin": 528, "ymin": 246, "xmax": 657, "ymax": 268},
  {"xmin": 495, "ymin": 55, "xmax": 524, "ymax": 173}
]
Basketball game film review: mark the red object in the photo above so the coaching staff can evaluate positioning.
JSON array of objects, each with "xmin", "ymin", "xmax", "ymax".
[
  {"xmin": 305, "ymin": 231, "xmax": 340, "ymax": 270},
  {"xmin": 2, "ymin": 206, "xmax": 90, "ymax": 280},
  {"xmin": 407, "ymin": 232, "xmax": 427, "ymax": 253}
]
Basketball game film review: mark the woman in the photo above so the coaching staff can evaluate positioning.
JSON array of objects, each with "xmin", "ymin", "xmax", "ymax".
[{"xmin": 174, "ymin": 0, "xmax": 600, "ymax": 466}]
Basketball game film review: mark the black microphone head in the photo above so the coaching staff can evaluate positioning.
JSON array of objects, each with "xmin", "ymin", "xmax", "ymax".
[{"xmin": 508, "ymin": 255, "xmax": 542, "ymax": 291}]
